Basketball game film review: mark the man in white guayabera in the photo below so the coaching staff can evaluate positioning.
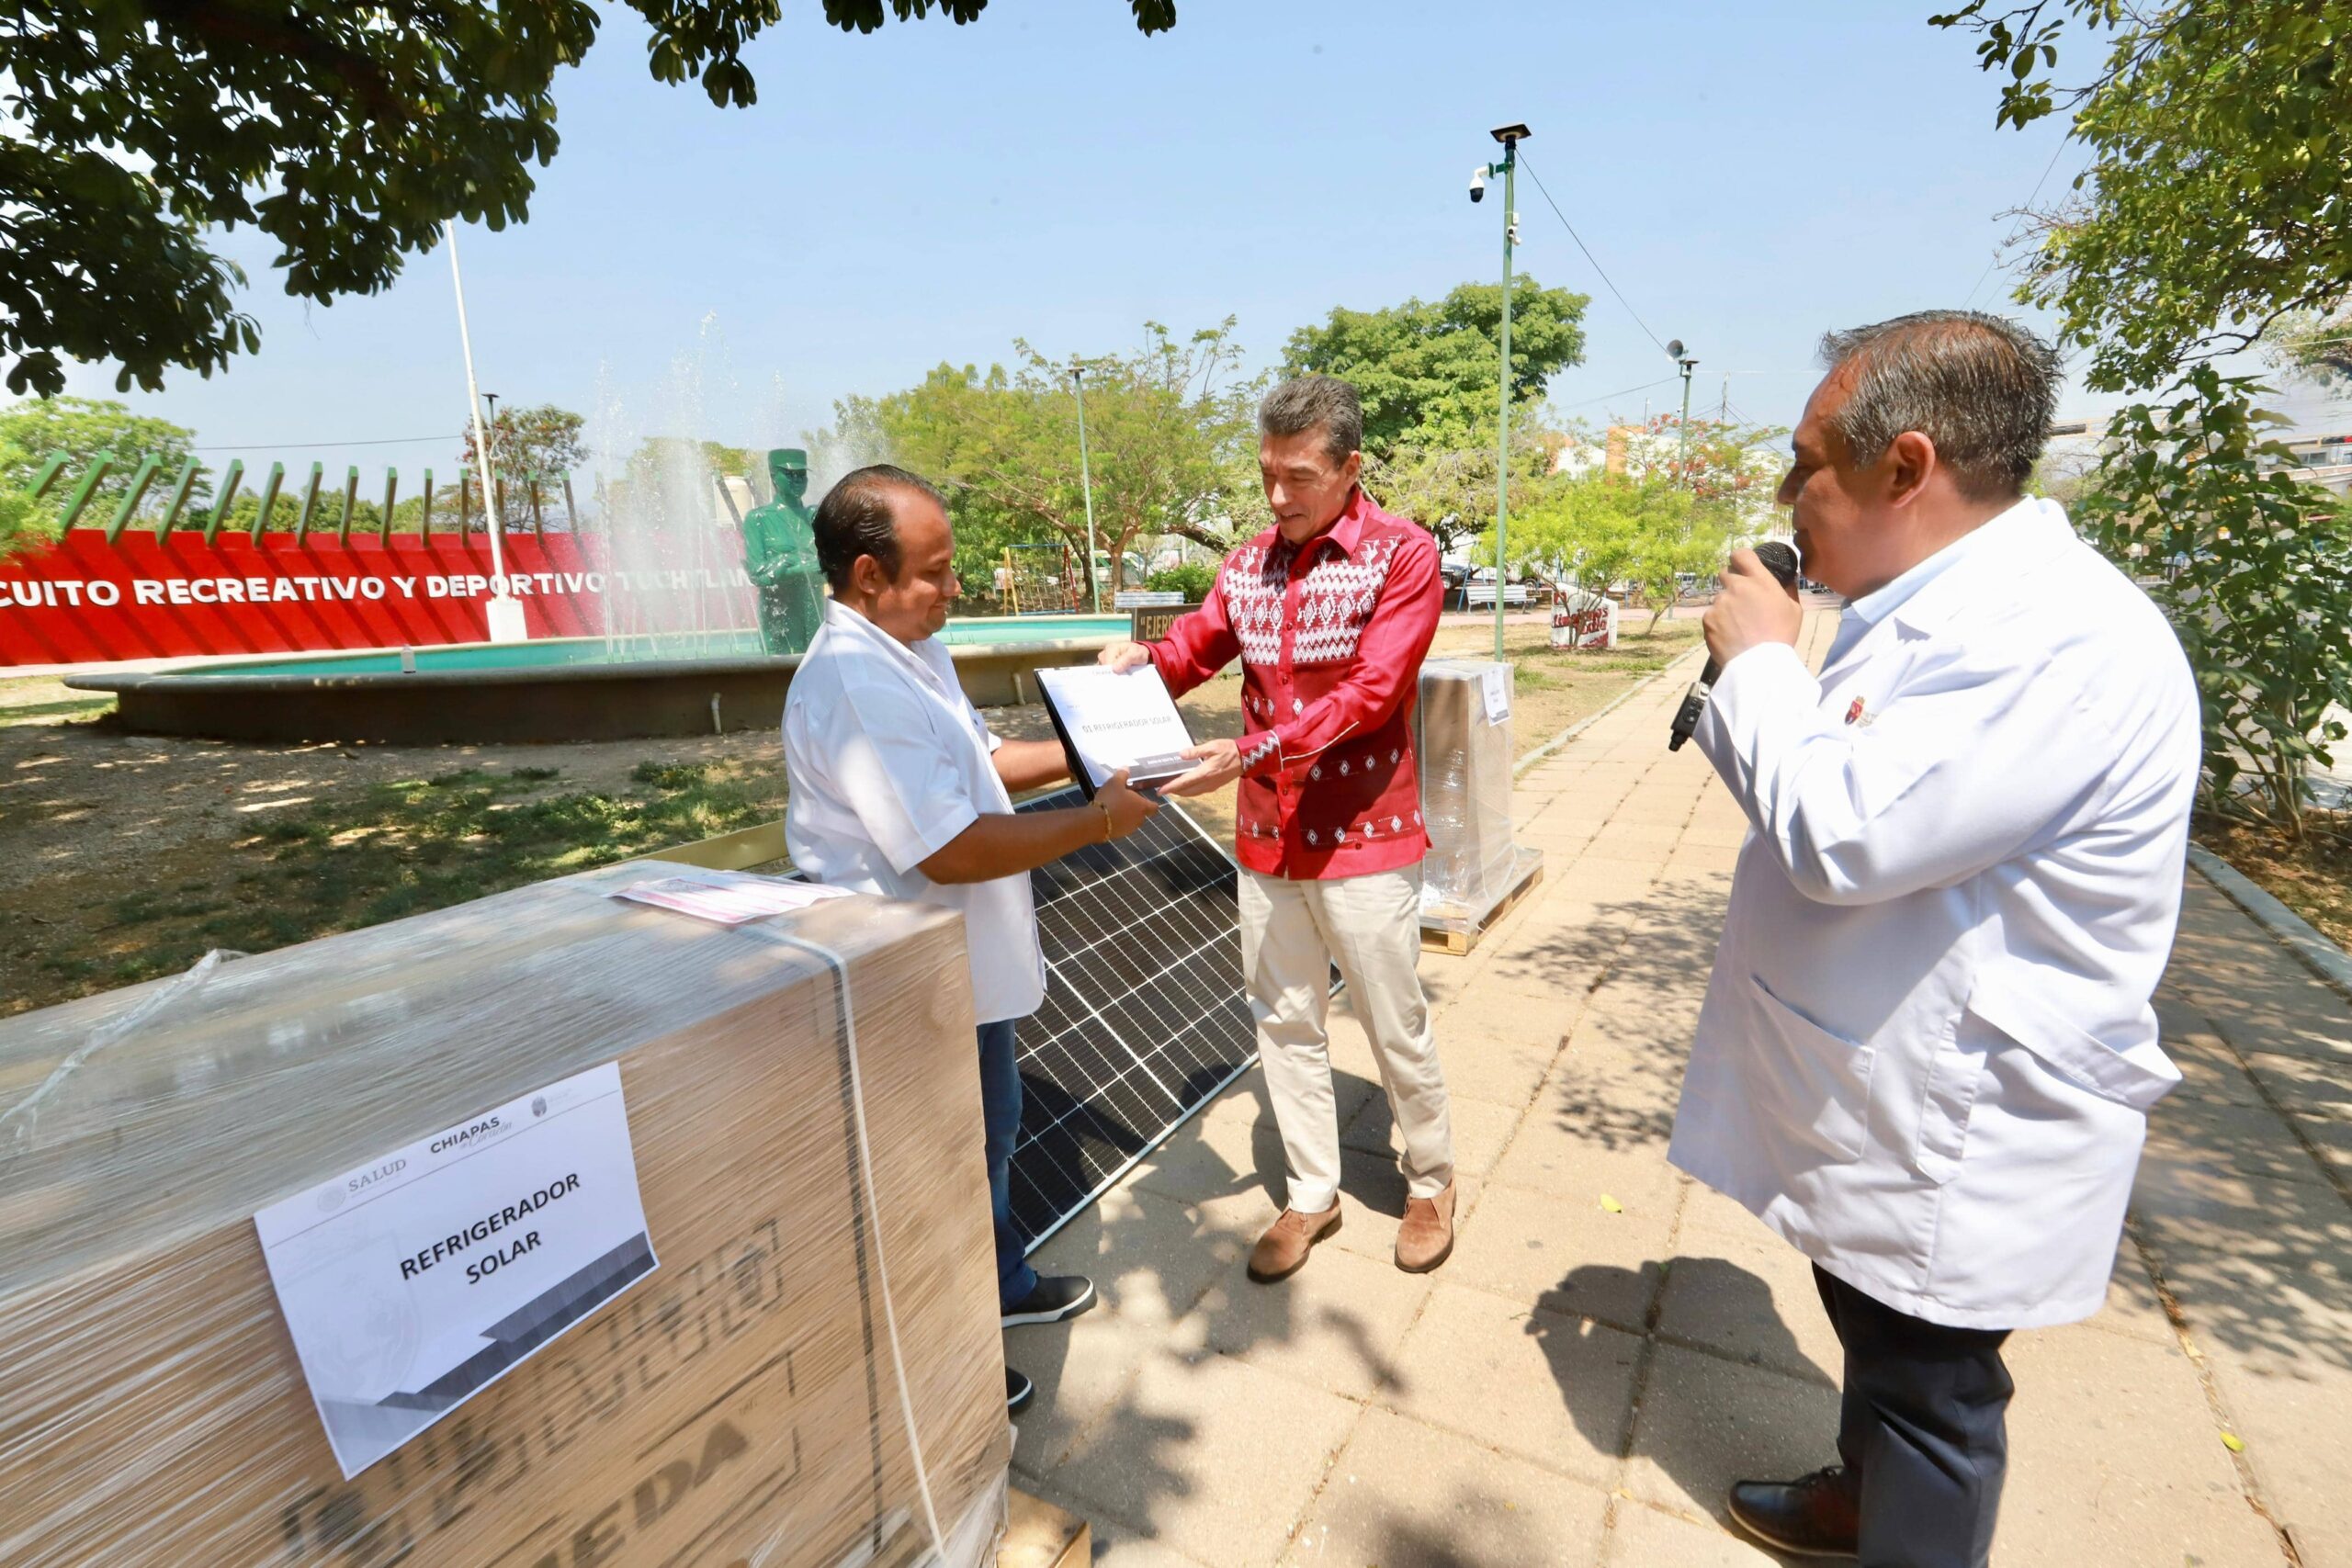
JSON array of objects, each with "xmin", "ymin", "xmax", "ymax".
[{"xmin": 782, "ymin": 464, "xmax": 1159, "ymax": 1416}]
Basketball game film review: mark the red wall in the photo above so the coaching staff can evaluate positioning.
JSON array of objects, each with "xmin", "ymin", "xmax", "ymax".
[{"xmin": 0, "ymin": 531, "xmax": 752, "ymax": 666}]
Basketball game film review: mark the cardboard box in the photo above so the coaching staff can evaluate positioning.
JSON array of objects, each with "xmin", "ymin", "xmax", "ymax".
[{"xmin": 0, "ymin": 863, "xmax": 1008, "ymax": 1566}]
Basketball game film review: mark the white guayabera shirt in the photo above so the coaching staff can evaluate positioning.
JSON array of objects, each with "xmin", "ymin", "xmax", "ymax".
[
  {"xmin": 783, "ymin": 601, "xmax": 1046, "ymax": 1026},
  {"xmin": 1670, "ymin": 498, "xmax": 2201, "ymax": 1329}
]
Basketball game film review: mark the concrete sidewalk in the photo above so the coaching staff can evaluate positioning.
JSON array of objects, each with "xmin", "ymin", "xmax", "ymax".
[{"xmin": 1011, "ymin": 613, "xmax": 2351, "ymax": 1567}]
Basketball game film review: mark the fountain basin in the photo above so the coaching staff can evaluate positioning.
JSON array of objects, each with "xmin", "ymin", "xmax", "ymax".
[{"xmin": 68, "ymin": 615, "xmax": 1134, "ymax": 744}]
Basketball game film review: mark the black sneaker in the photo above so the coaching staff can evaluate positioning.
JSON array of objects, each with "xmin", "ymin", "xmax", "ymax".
[
  {"xmin": 1001, "ymin": 1274, "xmax": 1097, "ymax": 1328},
  {"xmin": 1006, "ymin": 1366, "xmax": 1035, "ymax": 1415}
]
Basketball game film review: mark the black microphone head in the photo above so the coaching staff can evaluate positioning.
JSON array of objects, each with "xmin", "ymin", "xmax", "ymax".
[{"xmin": 1754, "ymin": 540, "xmax": 1801, "ymax": 589}]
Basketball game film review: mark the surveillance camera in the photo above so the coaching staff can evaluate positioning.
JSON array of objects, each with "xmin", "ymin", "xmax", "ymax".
[{"xmin": 1469, "ymin": 169, "xmax": 1486, "ymax": 204}]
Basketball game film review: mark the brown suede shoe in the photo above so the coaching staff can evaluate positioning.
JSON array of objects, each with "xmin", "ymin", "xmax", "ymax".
[
  {"xmin": 1395, "ymin": 1181, "xmax": 1456, "ymax": 1273},
  {"xmin": 1247, "ymin": 1204, "xmax": 1342, "ymax": 1283}
]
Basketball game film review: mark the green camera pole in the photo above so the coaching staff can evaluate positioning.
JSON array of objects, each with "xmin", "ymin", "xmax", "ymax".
[
  {"xmin": 1486, "ymin": 125, "xmax": 1529, "ymax": 663},
  {"xmin": 1072, "ymin": 361, "xmax": 1102, "ymax": 615}
]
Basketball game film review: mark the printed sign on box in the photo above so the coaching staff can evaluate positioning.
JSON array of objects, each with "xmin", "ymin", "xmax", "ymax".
[{"xmin": 253, "ymin": 1061, "xmax": 659, "ymax": 1479}]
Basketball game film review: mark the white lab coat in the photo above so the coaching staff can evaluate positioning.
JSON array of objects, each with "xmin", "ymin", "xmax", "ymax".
[
  {"xmin": 784, "ymin": 602, "xmax": 1046, "ymax": 1025},
  {"xmin": 1669, "ymin": 499, "xmax": 2200, "ymax": 1329}
]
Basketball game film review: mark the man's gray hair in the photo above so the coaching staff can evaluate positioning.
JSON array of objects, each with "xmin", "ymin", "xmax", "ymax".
[
  {"xmin": 1260, "ymin": 374, "xmax": 1363, "ymax": 467},
  {"xmin": 1817, "ymin": 310, "xmax": 2062, "ymax": 499}
]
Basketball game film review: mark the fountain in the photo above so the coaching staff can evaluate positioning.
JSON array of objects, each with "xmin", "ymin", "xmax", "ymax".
[{"xmin": 64, "ymin": 440, "xmax": 1130, "ymax": 742}]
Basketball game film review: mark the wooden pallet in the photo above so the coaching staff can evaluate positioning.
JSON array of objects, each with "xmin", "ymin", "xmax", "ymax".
[
  {"xmin": 1419, "ymin": 853, "xmax": 1545, "ymax": 957},
  {"xmin": 1001, "ymin": 1488, "xmax": 1091, "ymax": 1568}
]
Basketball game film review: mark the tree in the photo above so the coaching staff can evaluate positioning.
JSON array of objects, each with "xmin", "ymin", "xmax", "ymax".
[
  {"xmin": 0, "ymin": 437, "xmax": 46, "ymax": 558},
  {"xmin": 459, "ymin": 404, "xmax": 589, "ymax": 492},
  {"xmin": 827, "ymin": 320, "xmax": 1265, "ymax": 597},
  {"xmin": 2268, "ymin": 305, "xmax": 2352, "ymax": 390},
  {"xmin": 0, "ymin": 396, "xmax": 200, "ymax": 535},
  {"xmin": 1363, "ymin": 425, "xmax": 1564, "ymax": 558},
  {"xmin": 1932, "ymin": 1, "xmax": 2352, "ymax": 394},
  {"xmin": 1939, "ymin": 2, "xmax": 2352, "ymax": 822},
  {"xmin": 1624, "ymin": 489, "xmax": 1736, "ymax": 635},
  {"xmin": 1484, "ymin": 478, "xmax": 1643, "ymax": 599},
  {"xmin": 1283, "ymin": 279, "xmax": 1589, "ymax": 459},
  {"xmin": 2074, "ymin": 369, "xmax": 2352, "ymax": 840},
  {"xmin": 0, "ymin": 0, "xmax": 1175, "ymax": 400}
]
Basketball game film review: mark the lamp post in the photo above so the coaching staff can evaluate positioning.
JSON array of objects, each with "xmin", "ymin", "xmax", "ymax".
[
  {"xmin": 445, "ymin": 222, "xmax": 525, "ymax": 643},
  {"xmin": 481, "ymin": 391, "xmax": 502, "ymax": 519},
  {"xmin": 1667, "ymin": 339, "xmax": 1699, "ymax": 487},
  {"xmin": 1472, "ymin": 122, "xmax": 1530, "ymax": 662},
  {"xmin": 1071, "ymin": 359, "xmax": 1102, "ymax": 614}
]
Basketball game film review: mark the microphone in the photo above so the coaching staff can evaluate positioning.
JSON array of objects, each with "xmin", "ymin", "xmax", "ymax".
[{"xmin": 1668, "ymin": 541, "xmax": 1802, "ymax": 751}]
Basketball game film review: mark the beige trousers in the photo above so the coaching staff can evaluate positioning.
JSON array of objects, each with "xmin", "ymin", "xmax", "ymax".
[{"xmin": 1239, "ymin": 865, "xmax": 1453, "ymax": 1215}]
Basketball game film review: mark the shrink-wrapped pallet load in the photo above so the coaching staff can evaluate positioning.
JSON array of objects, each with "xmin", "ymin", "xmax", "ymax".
[
  {"xmin": 0, "ymin": 863, "xmax": 1009, "ymax": 1567},
  {"xmin": 1415, "ymin": 660, "xmax": 1543, "ymax": 946}
]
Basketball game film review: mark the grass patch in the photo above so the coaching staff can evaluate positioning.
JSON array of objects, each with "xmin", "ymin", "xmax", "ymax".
[
  {"xmin": 630, "ymin": 760, "xmax": 709, "ymax": 790},
  {"xmin": 37, "ymin": 759, "xmax": 781, "ymax": 999},
  {"xmin": 2195, "ymin": 812, "xmax": 2352, "ymax": 953},
  {"xmin": 0, "ymin": 695, "xmax": 115, "ymax": 726}
]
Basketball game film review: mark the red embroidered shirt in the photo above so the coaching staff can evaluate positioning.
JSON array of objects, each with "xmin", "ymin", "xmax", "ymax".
[{"xmin": 1150, "ymin": 488, "xmax": 1443, "ymax": 880}]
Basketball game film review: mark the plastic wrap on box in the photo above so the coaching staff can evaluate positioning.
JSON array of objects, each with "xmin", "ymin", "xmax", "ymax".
[
  {"xmin": 0, "ymin": 862, "xmax": 1009, "ymax": 1568},
  {"xmin": 1415, "ymin": 660, "xmax": 1541, "ymax": 934}
]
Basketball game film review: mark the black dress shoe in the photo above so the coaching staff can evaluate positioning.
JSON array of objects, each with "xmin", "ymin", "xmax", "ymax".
[
  {"xmin": 1727, "ymin": 1466, "xmax": 1860, "ymax": 1559},
  {"xmin": 1002, "ymin": 1274, "xmax": 1097, "ymax": 1328},
  {"xmin": 1006, "ymin": 1366, "xmax": 1035, "ymax": 1415}
]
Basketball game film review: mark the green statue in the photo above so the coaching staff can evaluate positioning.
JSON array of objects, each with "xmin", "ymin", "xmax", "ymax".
[{"xmin": 740, "ymin": 447, "xmax": 827, "ymax": 656}]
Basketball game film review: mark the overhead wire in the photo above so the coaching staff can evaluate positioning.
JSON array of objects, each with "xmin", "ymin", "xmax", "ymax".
[
  {"xmin": 187, "ymin": 433, "xmax": 459, "ymax": 452},
  {"xmin": 1962, "ymin": 137, "xmax": 2075, "ymax": 310},
  {"xmin": 1515, "ymin": 153, "xmax": 1671, "ymax": 357},
  {"xmin": 1555, "ymin": 375, "xmax": 1679, "ymax": 413}
]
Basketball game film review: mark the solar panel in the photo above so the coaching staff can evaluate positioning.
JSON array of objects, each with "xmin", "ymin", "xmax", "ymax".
[{"xmin": 1006, "ymin": 787, "xmax": 1260, "ymax": 1253}]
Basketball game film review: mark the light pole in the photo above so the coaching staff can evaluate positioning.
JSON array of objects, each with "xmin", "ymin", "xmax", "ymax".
[
  {"xmin": 1070, "ymin": 359, "xmax": 1102, "ymax": 614},
  {"xmin": 481, "ymin": 390, "xmax": 502, "ymax": 514},
  {"xmin": 445, "ymin": 222, "xmax": 525, "ymax": 643},
  {"xmin": 1667, "ymin": 339, "xmax": 1699, "ymax": 487},
  {"xmin": 1472, "ymin": 122, "xmax": 1530, "ymax": 663}
]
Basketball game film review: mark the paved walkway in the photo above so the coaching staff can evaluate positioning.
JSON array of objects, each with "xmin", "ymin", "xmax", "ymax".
[{"xmin": 1011, "ymin": 614, "xmax": 2352, "ymax": 1567}]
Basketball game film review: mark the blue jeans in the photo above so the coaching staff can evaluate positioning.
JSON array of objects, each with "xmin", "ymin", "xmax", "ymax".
[{"xmin": 979, "ymin": 1019, "xmax": 1037, "ymax": 1311}]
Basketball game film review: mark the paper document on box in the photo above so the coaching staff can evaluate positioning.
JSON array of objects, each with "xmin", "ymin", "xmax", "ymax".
[
  {"xmin": 253, "ymin": 1061, "xmax": 659, "ymax": 1479},
  {"xmin": 1035, "ymin": 664, "xmax": 1197, "ymax": 796},
  {"xmin": 613, "ymin": 867, "xmax": 851, "ymax": 924}
]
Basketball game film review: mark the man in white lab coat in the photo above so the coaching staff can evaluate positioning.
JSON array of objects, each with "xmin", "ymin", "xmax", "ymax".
[{"xmin": 1672, "ymin": 311, "xmax": 2199, "ymax": 1566}]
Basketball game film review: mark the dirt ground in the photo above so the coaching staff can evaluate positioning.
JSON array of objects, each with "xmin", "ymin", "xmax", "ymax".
[{"xmin": 0, "ymin": 614, "xmax": 1701, "ymax": 1016}]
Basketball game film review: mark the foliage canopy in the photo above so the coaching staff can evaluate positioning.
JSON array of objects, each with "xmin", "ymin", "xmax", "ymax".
[
  {"xmin": 825, "ymin": 320, "xmax": 1262, "ymax": 599},
  {"xmin": 0, "ymin": 396, "xmax": 198, "ymax": 552},
  {"xmin": 0, "ymin": 0, "xmax": 1174, "ymax": 398},
  {"xmin": 1282, "ymin": 279, "xmax": 1589, "ymax": 458},
  {"xmin": 2074, "ymin": 369, "xmax": 2352, "ymax": 837},
  {"xmin": 1933, "ymin": 0, "xmax": 2352, "ymax": 393}
]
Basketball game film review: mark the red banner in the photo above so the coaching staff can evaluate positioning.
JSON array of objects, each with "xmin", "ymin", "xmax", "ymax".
[{"xmin": 0, "ymin": 531, "xmax": 754, "ymax": 666}]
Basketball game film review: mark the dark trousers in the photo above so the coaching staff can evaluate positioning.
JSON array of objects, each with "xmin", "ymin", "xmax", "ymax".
[
  {"xmin": 979, "ymin": 1020, "xmax": 1037, "ymax": 1312},
  {"xmin": 1815, "ymin": 1265, "xmax": 2015, "ymax": 1568}
]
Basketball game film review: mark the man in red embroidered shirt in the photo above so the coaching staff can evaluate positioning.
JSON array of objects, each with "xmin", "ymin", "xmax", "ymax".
[{"xmin": 1099, "ymin": 374, "xmax": 1456, "ymax": 1281}]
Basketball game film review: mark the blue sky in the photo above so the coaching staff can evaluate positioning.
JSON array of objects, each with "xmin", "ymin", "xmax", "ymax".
[{"xmin": 56, "ymin": 1, "xmax": 2256, "ymax": 485}]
